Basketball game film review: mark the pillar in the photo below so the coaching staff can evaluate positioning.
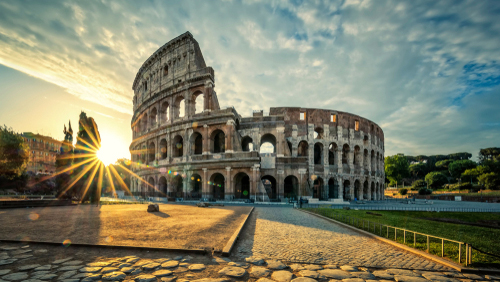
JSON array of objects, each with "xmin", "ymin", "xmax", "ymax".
[
  {"xmin": 277, "ymin": 170, "xmax": 284, "ymax": 199},
  {"xmin": 338, "ymin": 179, "xmax": 343, "ymax": 200},
  {"xmin": 203, "ymin": 124, "xmax": 209, "ymax": 155},
  {"xmin": 226, "ymin": 167, "xmax": 232, "ymax": 200},
  {"xmin": 202, "ymin": 168, "xmax": 208, "ymax": 199},
  {"xmin": 337, "ymin": 148, "xmax": 343, "ymax": 174}
]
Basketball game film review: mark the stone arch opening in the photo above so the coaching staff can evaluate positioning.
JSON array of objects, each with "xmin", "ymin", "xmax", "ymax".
[
  {"xmin": 160, "ymin": 102, "xmax": 170, "ymax": 123},
  {"xmin": 141, "ymin": 113, "xmax": 148, "ymax": 132},
  {"xmin": 191, "ymin": 132, "xmax": 203, "ymax": 155},
  {"xmin": 148, "ymin": 141, "xmax": 155, "ymax": 163},
  {"xmin": 163, "ymin": 65, "xmax": 168, "ymax": 76},
  {"xmin": 259, "ymin": 134, "xmax": 276, "ymax": 154},
  {"xmin": 210, "ymin": 173, "xmax": 225, "ymax": 200},
  {"xmin": 147, "ymin": 177, "xmax": 155, "ymax": 198},
  {"xmin": 172, "ymin": 135, "xmax": 183, "ymax": 157},
  {"xmin": 298, "ymin": 141, "xmax": 308, "ymax": 157},
  {"xmin": 173, "ymin": 175, "xmax": 183, "ymax": 198},
  {"xmin": 376, "ymin": 152, "xmax": 380, "ymax": 170},
  {"xmin": 371, "ymin": 182, "xmax": 375, "ymax": 200},
  {"xmin": 328, "ymin": 178, "xmax": 338, "ymax": 199},
  {"xmin": 159, "ymin": 176, "xmax": 167, "ymax": 196},
  {"xmin": 284, "ymin": 175, "xmax": 299, "ymax": 199},
  {"xmin": 328, "ymin": 143, "xmax": 337, "ymax": 165},
  {"xmin": 287, "ymin": 141, "xmax": 292, "ymax": 156},
  {"xmin": 313, "ymin": 176, "xmax": 325, "ymax": 200},
  {"xmin": 159, "ymin": 139, "xmax": 167, "ymax": 159},
  {"xmin": 189, "ymin": 174, "xmax": 202, "ymax": 199},
  {"xmin": 354, "ymin": 145, "xmax": 361, "ymax": 166},
  {"xmin": 342, "ymin": 144, "xmax": 350, "ymax": 164},
  {"xmin": 363, "ymin": 180, "xmax": 369, "ymax": 200},
  {"xmin": 193, "ymin": 92, "xmax": 204, "ymax": 114},
  {"xmin": 234, "ymin": 172, "xmax": 250, "ymax": 199},
  {"xmin": 150, "ymin": 107, "xmax": 157, "ymax": 127},
  {"xmin": 364, "ymin": 149, "xmax": 369, "ymax": 170},
  {"xmin": 241, "ymin": 136, "xmax": 253, "ymax": 152},
  {"xmin": 314, "ymin": 143, "xmax": 323, "ymax": 165},
  {"xmin": 354, "ymin": 180, "xmax": 361, "ymax": 200},
  {"xmin": 211, "ymin": 129, "xmax": 225, "ymax": 153},
  {"xmin": 175, "ymin": 96, "xmax": 185, "ymax": 119},
  {"xmin": 343, "ymin": 180, "xmax": 351, "ymax": 201},
  {"xmin": 371, "ymin": 150, "xmax": 375, "ymax": 171},
  {"xmin": 261, "ymin": 175, "xmax": 277, "ymax": 199},
  {"xmin": 141, "ymin": 144, "xmax": 146, "ymax": 163},
  {"xmin": 314, "ymin": 127, "xmax": 324, "ymax": 139}
]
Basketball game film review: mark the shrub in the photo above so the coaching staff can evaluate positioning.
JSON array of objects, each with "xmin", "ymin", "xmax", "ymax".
[
  {"xmin": 412, "ymin": 179, "xmax": 425, "ymax": 189},
  {"xmin": 425, "ymin": 172, "xmax": 448, "ymax": 189},
  {"xmin": 418, "ymin": 188, "xmax": 432, "ymax": 195},
  {"xmin": 399, "ymin": 188, "xmax": 408, "ymax": 195}
]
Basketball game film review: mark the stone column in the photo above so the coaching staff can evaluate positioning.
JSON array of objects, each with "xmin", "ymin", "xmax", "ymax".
[
  {"xmin": 183, "ymin": 170, "xmax": 188, "ymax": 199},
  {"xmin": 277, "ymin": 170, "xmax": 284, "ymax": 199},
  {"xmin": 225, "ymin": 167, "xmax": 232, "ymax": 200},
  {"xmin": 276, "ymin": 127, "xmax": 285, "ymax": 157},
  {"xmin": 203, "ymin": 124, "xmax": 209, "ymax": 155},
  {"xmin": 202, "ymin": 168, "xmax": 208, "ymax": 199},
  {"xmin": 298, "ymin": 168, "xmax": 306, "ymax": 198},
  {"xmin": 367, "ymin": 179, "xmax": 372, "ymax": 200},
  {"xmin": 226, "ymin": 120, "xmax": 234, "ymax": 153},
  {"xmin": 337, "ymin": 148, "xmax": 343, "ymax": 174},
  {"xmin": 338, "ymin": 178, "xmax": 343, "ymax": 200}
]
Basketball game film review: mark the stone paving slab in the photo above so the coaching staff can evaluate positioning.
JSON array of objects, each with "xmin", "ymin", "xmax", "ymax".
[{"xmin": 233, "ymin": 207, "xmax": 451, "ymax": 270}]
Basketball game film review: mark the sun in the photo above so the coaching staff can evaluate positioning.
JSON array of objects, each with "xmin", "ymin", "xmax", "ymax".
[{"xmin": 96, "ymin": 148, "xmax": 116, "ymax": 166}]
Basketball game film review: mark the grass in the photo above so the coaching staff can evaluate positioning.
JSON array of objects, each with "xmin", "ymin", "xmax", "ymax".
[{"xmin": 303, "ymin": 208, "xmax": 500, "ymax": 268}]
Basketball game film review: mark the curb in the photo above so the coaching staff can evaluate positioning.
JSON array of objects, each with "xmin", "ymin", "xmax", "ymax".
[
  {"xmin": 0, "ymin": 239, "xmax": 208, "ymax": 255},
  {"xmin": 222, "ymin": 206, "xmax": 255, "ymax": 256}
]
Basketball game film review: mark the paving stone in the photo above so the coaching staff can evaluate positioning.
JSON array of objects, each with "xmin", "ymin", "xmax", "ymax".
[
  {"xmin": 33, "ymin": 249, "xmax": 47, "ymax": 254},
  {"xmin": 52, "ymin": 258, "xmax": 73, "ymax": 264},
  {"xmin": 121, "ymin": 267, "xmax": 134, "ymax": 273},
  {"xmin": 135, "ymin": 274, "xmax": 157, "ymax": 282},
  {"xmin": 0, "ymin": 270, "xmax": 11, "ymax": 276},
  {"xmin": 179, "ymin": 262, "xmax": 190, "ymax": 267},
  {"xmin": 245, "ymin": 257, "xmax": 266, "ymax": 265},
  {"xmin": 267, "ymin": 260, "xmax": 287, "ymax": 270},
  {"xmin": 37, "ymin": 273, "xmax": 57, "ymax": 280},
  {"xmin": 11, "ymin": 249, "xmax": 31, "ymax": 255},
  {"xmin": 173, "ymin": 256, "xmax": 183, "ymax": 261},
  {"xmin": 88, "ymin": 261, "xmax": 113, "ymax": 267},
  {"xmin": 340, "ymin": 266, "xmax": 358, "ymax": 272},
  {"xmin": 394, "ymin": 275, "xmax": 430, "ymax": 282},
  {"xmin": 299, "ymin": 270, "xmax": 320, "ymax": 279},
  {"xmin": 191, "ymin": 279, "xmax": 230, "ymax": 282},
  {"xmin": 485, "ymin": 275, "xmax": 500, "ymax": 280},
  {"xmin": 156, "ymin": 258, "xmax": 171, "ymax": 263},
  {"xmin": 228, "ymin": 261, "xmax": 249, "ymax": 268},
  {"xmin": 161, "ymin": 277, "xmax": 177, "ymax": 282},
  {"xmin": 443, "ymin": 273, "xmax": 464, "ymax": 278},
  {"xmin": 134, "ymin": 260, "xmax": 153, "ymax": 267},
  {"xmin": 219, "ymin": 266, "xmax": 247, "ymax": 277},
  {"xmin": 256, "ymin": 279, "xmax": 275, "ymax": 282},
  {"xmin": 351, "ymin": 272, "xmax": 376, "ymax": 280},
  {"xmin": 80, "ymin": 273, "xmax": 102, "ymax": 282},
  {"xmin": 153, "ymin": 269, "xmax": 173, "ymax": 277},
  {"xmin": 342, "ymin": 279, "xmax": 364, "ymax": 282},
  {"xmin": 119, "ymin": 263, "xmax": 133, "ymax": 268},
  {"xmin": 63, "ymin": 260, "xmax": 83, "ymax": 266},
  {"xmin": 271, "ymin": 270, "xmax": 294, "ymax": 282},
  {"xmin": 289, "ymin": 264, "xmax": 304, "ymax": 271},
  {"xmin": 387, "ymin": 269, "xmax": 422, "ymax": 277},
  {"xmin": 18, "ymin": 264, "xmax": 41, "ymax": 271},
  {"xmin": 126, "ymin": 257, "xmax": 140, "ymax": 263},
  {"xmin": 422, "ymin": 275, "xmax": 460, "ymax": 282},
  {"xmin": 101, "ymin": 267, "xmax": 120, "ymax": 274},
  {"xmin": 162, "ymin": 261, "xmax": 179, "ymax": 268},
  {"xmin": 174, "ymin": 267, "xmax": 189, "ymax": 273},
  {"xmin": 58, "ymin": 270, "xmax": 77, "ymax": 279},
  {"xmin": 317, "ymin": 269, "xmax": 352, "ymax": 279},
  {"xmin": 462, "ymin": 274, "xmax": 484, "ymax": 280},
  {"xmin": 60, "ymin": 279, "xmax": 80, "ymax": 282},
  {"xmin": 13, "ymin": 254, "xmax": 33, "ymax": 259},
  {"xmin": 372, "ymin": 271, "xmax": 394, "ymax": 280},
  {"xmin": 1, "ymin": 272, "xmax": 29, "ymax": 281},
  {"xmin": 143, "ymin": 262, "xmax": 161, "ymax": 270},
  {"xmin": 250, "ymin": 267, "xmax": 271, "ymax": 278},
  {"xmin": 0, "ymin": 259, "xmax": 17, "ymax": 266},
  {"xmin": 58, "ymin": 266, "xmax": 82, "ymax": 271},
  {"xmin": 178, "ymin": 279, "xmax": 189, "ymax": 282},
  {"xmin": 131, "ymin": 268, "xmax": 143, "ymax": 275},
  {"xmin": 188, "ymin": 264, "xmax": 206, "ymax": 271},
  {"xmin": 22, "ymin": 279, "xmax": 44, "ymax": 282},
  {"xmin": 34, "ymin": 265, "xmax": 52, "ymax": 271},
  {"xmin": 31, "ymin": 271, "xmax": 50, "ymax": 278},
  {"xmin": 79, "ymin": 266, "xmax": 102, "ymax": 273},
  {"xmin": 303, "ymin": 265, "xmax": 323, "ymax": 271},
  {"xmin": 102, "ymin": 271, "xmax": 127, "ymax": 281},
  {"xmin": 0, "ymin": 247, "xmax": 18, "ymax": 251}
]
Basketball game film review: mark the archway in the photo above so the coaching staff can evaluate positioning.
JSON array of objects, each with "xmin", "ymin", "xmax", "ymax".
[
  {"xmin": 241, "ymin": 136, "xmax": 253, "ymax": 152},
  {"xmin": 160, "ymin": 102, "xmax": 169, "ymax": 123},
  {"xmin": 354, "ymin": 180, "xmax": 361, "ymax": 200},
  {"xmin": 211, "ymin": 173, "xmax": 225, "ymax": 200},
  {"xmin": 363, "ymin": 180, "xmax": 369, "ymax": 200},
  {"xmin": 313, "ymin": 176, "xmax": 325, "ymax": 200},
  {"xmin": 173, "ymin": 175, "xmax": 183, "ymax": 198},
  {"xmin": 193, "ymin": 92, "xmax": 204, "ymax": 114},
  {"xmin": 148, "ymin": 142, "xmax": 155, "ymax": 163},
  {"xmin": 160, "ymin": 139, "xmax": 167, "ymax": 159},
  {"xmin": 189, "ymin": 174, "xmax": 202, "ymax": 199},
  {"xmin": 172, "ymin": 135, "xmax": 183, "ymax": 157},
  {"xmin": 234, "ymin": 172, "xmax": 250, "ymax": 199},
  {"xmin": 191, "ymin": 132, "xmax": 203, "ymax": 155},
  {"xmin": 260, "ymin": 134, "xmax": 276, "ymax": 154},
  {"xmin": 328, "ymin": 178, "xmax": 338, "ymax": 199},
  {"xmin": 364, "ymin": 149, "xmax": 369, "ymax": 170},
  {"xmin": 314, "ymin": 127, "xmax": 324, "ymax": 139},
  {"xmin": 261, "ymin": 175, "xmax": 277, "ymax": 199},
  {"xmin": 314, "ymin": 143, "xmax": 323, "ymax": 165},
  {"xmin": 141, "ymin": 113, "xmax": 148, "ymax": 131},
  {"xmin": 371, "ymin": 182, "xmax": 375, "ymax": 200},
  {"xmin": 342, "ymin": 144, "xmax": 350, "ymax": 164},
  {"xmin": 354, "ymin": 145, "xmax": 361, "ymax": 166},
  {"xmin": 343, "ymin": 180, "xmax": 350, "ymax": 201},
  {"xmin": 328, "ymin": 143, "xmax": 337, "ymax": 165},
  {"xmin": 284, "ymin": 175, "xmax": 299, "ymax": 199},
  {"xmin": 175, "ymin": 96, "xmax": 185, "ymax": 119},
  {"xmin": 150, "ymin": 107, "xmax": 157, "ymax": 127},
  {"xmin": 148, "ymin": 177, "xmax": 155, "ymax": 198},
  {"xmin": 298, "ymin": 141, "xmax": 308, "ymax": 157},
  {"xmin": 159, "ymin": 176, "xmax": 167, "ymax": 196},
  {"xmin": 371, "ymin": 150, "xmax": 375, "ymax": 171},
  {"xmin": 141, "ymin": 145, "xmax": 146, "ymax": 163},
  {"xmin": 211, "ymin": 130, "xmax": 225, "ymax": 153}
]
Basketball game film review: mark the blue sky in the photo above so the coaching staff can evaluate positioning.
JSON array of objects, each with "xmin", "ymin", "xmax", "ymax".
[{"xmin": 0, "ymin": 0, "xmax": 499, "ymax": 161}]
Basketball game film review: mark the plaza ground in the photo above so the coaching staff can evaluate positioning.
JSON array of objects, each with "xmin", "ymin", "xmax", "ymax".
[{"xmin": 0, "ymin": 204, "xmax": 252, "ymax": 251}]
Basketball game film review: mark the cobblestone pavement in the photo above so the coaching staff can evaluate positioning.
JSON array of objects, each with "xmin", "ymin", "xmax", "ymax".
[{"xmin": 233, "ymin": 207, "xmax": 451, "ymax": 270}]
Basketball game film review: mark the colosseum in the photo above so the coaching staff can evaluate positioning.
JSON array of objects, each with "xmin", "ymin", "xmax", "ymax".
[{"xmin": 129, "ymin": 32, "xmax": 385, "ymax": 203}]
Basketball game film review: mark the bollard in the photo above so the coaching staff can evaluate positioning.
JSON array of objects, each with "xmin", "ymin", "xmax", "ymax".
[
  {"xmin": 459, "ymin": 243, "xmax": 462, "ymax": 264},
  {"xmin": 441, "ymin": 239, "xmax": 444, "ymax": 257},
  {"xmin": 414, "ymin": 232, "xmax": 416, "ymax": 247},
  {"xmin": 404, "ymin": 230, "xmax": 406, "ymax": 244},
  {"xmin": 427, "ymin": 236, "xmax": 430, "ymax": 252}
]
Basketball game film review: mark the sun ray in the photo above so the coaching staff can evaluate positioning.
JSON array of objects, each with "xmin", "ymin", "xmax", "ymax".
[
  {"xmin": 104, "ymin": 165, "xmax": 116, "ymax": 198},
  {"xmin": 116, "ymin": 163, "xmax": 155, "ymax": 189},
  {"xmin": 75, "ymin": 138, "xmax": 99, "ymax": 153},
  {"xmin": 79, "ymin": 120, "xmax": 101, "ymax": 150},
  {"xmin": 108, "ymin": 164, "xmax": 135, "ymax": 199},
  {"xmin": 57, "ymin": 159, "xmax": 100, "ymax": 198},
  {"xmin": 79, "ymin": 160, "xmax": 101, "ymax": 202},
  {"xmin": 57, "ymin": 153, "xmax": 97, "ymax": 160},
  {"xmin": 27, "ymin": 157, "xmax": 98, "ymax": 187},
  {"xmin": 97, "ymin": 162, "xmax": 104, "ymax": 201}
]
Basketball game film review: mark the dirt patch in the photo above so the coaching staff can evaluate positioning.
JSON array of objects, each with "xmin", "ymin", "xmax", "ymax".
[
  {"xmin": 419, "ymin": 217, "xmax": 500, "ymax": 229},
  {"xmin": 0, "ymin": 204, "xmax": 252, "ymax": 250}
]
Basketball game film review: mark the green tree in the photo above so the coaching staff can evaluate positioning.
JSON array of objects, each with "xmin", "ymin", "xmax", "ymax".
[
  {"xmin": 448, "ymin": 160, "xmax": 477, "ymax": 179},
  {"xmin": 435, "ymin": 159, "xmax": 453, "ymax": 173},
  {"xmin": 409, "ymin": 163, "xmax": 427, "ymax": 178},
  {"xmin": 385, "ymin": 155, "xmax": 410, "ymax": 185},
  {"xmin": 425, "ymin": 171, "xmax": 448, "ymax": 189},
  {"xmin": 478, "ymin": 172, "xmax": 500, "ymax": 190},
  {"xmin": 0, "ymin": 125, "xmax": 29, "ymax": 180},
  {"xmin": 478, "ymin": 147, "xmax": 500, "ymax": 164}
]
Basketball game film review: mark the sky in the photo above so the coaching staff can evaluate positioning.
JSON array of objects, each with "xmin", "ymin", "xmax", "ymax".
[{"xmin": 0, "ymin": 0, "xmax": 499, "ymax": 163}]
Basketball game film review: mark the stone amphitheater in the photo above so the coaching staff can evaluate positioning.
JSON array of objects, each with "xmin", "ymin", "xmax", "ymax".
[{"xmin": 129, "ymin": 32, "xmax": 385, "ymax": 203}]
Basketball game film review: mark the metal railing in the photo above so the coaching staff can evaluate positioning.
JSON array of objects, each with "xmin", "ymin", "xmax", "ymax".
[
  {"xmin": 306, "ymin": 208, "xmax": 473, "ymax": 266},
  {"xmin": 302, "ymin": 203, "xmax": 500, "ymax": 213}
]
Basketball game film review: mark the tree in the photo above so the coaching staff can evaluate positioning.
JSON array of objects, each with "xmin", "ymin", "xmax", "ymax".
[
  {"xmin": 478, "ymin": 147, "xmax": 500, "ymax": 164},
  {"xmin": 385, "ymin": 155, "xmax": 410, "ymax": 185},
  {"xmin": 435, "ymin": 159, "xmax": 453, "ymax": 173},
  {"xmin": 478, "ymin": 172, "xmax": 500, "ymax": 190},
  {"xmin": 448, "ymin": 160, "xmax": 477, "ymax": 179},
  {"xmin": 0, "ymin": 125, "xmax": 29, "ymax": 180},
  {"xmin": 425, "ymin": 171, "xmax": 448, "ymax": 189},
  {"xmin": 448, "ymin": 152, "xmax": 472, "ymax": 160},
  {"xmin": 409, "ymin": 163, "xmax": 427, "ymax": 178},
  {"xmin": 399, "ymin": 188, "xmax": 408, "ymax": 195},
  {"xmin": 412, "ymin": 179, "xmax": 425, "ymax": 189},
  {"xmin": 461, "ymin": 165, "xmax": 490, "ymax": 183}
]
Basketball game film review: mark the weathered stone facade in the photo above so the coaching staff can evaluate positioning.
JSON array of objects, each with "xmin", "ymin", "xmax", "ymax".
[
  {"xmin": 129, "ymin": 32, "xmax": 385, "ymax": 201},
  {"xmin": 21, "ymin": 132, "xmax": 62, "ymax": 175}
]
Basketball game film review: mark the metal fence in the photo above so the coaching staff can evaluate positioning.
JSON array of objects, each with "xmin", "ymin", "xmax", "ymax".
[
  {"xmin": 306, "ymin": 208, "xmax": 473, "ymax": 266},
  {"xmin": 302, "ymin": 203, "xmax": 500, "ymax": 213}
]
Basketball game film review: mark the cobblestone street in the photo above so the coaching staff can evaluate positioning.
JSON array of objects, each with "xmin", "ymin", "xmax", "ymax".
[{"xmin": 233, "ymin": 207, "xmax": 450, "ymax": 270}]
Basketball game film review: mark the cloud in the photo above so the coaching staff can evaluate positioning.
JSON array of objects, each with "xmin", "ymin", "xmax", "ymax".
[{"xmin": 0, "ymin": 0, "xmax": 499, "ymax": 159}]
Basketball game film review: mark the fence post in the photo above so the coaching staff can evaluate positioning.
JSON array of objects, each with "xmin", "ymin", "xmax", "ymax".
[
  {"xmin": 459, "ymin": 243, "xmax": 462, "ymax": 264},
  {"xmin": 469, "ymin": 245, "xmax": 472, "ymax": 265},
  {"xmin": 395, "ymin": 228, "xmax": 397, "ymax": 240},
  {"xmin": 465, "ymin": 244, "xmax": 467, "ymax": 266},
  {"xmin": 426, "ymin": 236, "xmax": 429, "ymax": 252},
  {"xmin": 441, "ymin": 239, "xmax": 444, "ymax": 257},
  {"xmin": 387, "ymin": 226, "xmax": 389, "ymax": 238},
  {"xmin": 404, "ymin": 230, "xmax": 406, "ymax": 244},
  {"xmin": 414, "ymin": 232, "xmax": 416, "ymax": 247}
]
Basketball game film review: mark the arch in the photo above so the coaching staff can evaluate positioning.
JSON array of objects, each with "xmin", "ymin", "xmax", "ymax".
[
  {"xmin": 173, "ymin": 175, "xmax": 183, "ymax": 198},
  {"xmin": 175, "ymin": 96, "xmax": 185, "ymax": 119},
  {"xmin": 210, "ymin": 173, "xmax": 225, "ymax": 200},
  {"xmin": 159, "ymin": 139, "xmax": 167, "ymax": 159},
  {"xmin": 141, "ymin": 113, "xmax": 148, "ymax": 132},
  {"xmin": 191, "ymin": 132, "xmax": 203, "ymax": 155},
  {"xmin": 314, "ymin": 143, "xmax": 323, "ymax": 165},
  {"xmin": 140, "ymin": 144, "xmax": 146, "ymax": 163},
  {"xmin": 313, "ymin": 176, "xmax": 325, "ymax": 200},
  {"xmin": 328, "ymin": 143, "xmax": 337, "ymax": 165},
  {"xmin": 160, "ymin": 101, "xmax": 170, "ymax": 123},
  {"xmin": 328, "ymin": 178, "xmax": 338, "ymax": 199},
  {"xmin": 354, "ymin": 145, "xmax": 361, "ymax": 166},
  {"xmin": 342, "ymin": 144, "xmax": 350, "ymax": 164},
  {"xmin": 260, "ymin": 134, "xmax": 276, "ymax": 154},
  {"xmin": 150, "ymin": 107, "xmax": 157, "ymax": 127},
  {"xmin": 189, "ymin": 174, "xmax": 202, "ymax": 199},
  {"xmin": 371, "ymin": 150, "xmax": 375, "ymax": 171},
  {"xmin": 234, "ymin": 172, "xmax": 250, "ymax": 199},
  {"xmin": 211, "ymin": 129, "xmax": 225, "ymax": 153},
  {"xmin": 193, "ymin": 91, "xmax": 204, "ymax": 114},
  {"xmin": 287, "ymin": 141, "xmax": 292, "ymax": 156},
  {"xmin": 242, "ymin": 136, "xmax": 254, "ymax": 152},
  {"xmin": 376, "ymin": 152, "xmax": 380, "ymax": 170},
  {"xmin": 343, "ymin": 179, "xmax": 351, "ymax": 201},
  {"xmin": 354, "ymin": 180, "xmax": 361, "ymax": 200},
  {"xmin": 147, "ymin": 177, "xmax": 155, "ymax": 198},
  {"xmin": 363, "ymin": 180, "xmax": 369, "ymax": 200},
  {"xmin": 314, "ymin": 127, "xmax": 324, "ymax": 139},
  {"xmin": 363, "ymin": 149, "xmax": 369, "ymax": 170},
  {"xmin": 298, "ymin": 141, "xmax": 308, "ymax": 157},
  {"xmin": 261, "ymin": 175, "xmax": 277, "ymax": 199},
  {"xmin": 148, "ymin": 141, "xmax": 155, "ymax": 163},
  {"xmin": 172, "ymin": 135, "xmax": 183, "ymax": 157},
  {"xmin": 371, "ymin": 182, "xmax": 376, "ymax": 201},
  {"xmin": 284, "ymin": 175, "xmax": 299, "ymax": 199},
  {"xmin": 159, "ymin": 176, "xmax": 167, "ymax": 196},
  {"xmin": 163, "ymin": 65, "xmax": 168, "ymax": 76}
]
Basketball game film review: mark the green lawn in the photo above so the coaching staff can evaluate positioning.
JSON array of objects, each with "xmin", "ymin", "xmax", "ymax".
[{"xmin": 303, "ymin": 208, "xmax": 500, "ymax": 268}]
